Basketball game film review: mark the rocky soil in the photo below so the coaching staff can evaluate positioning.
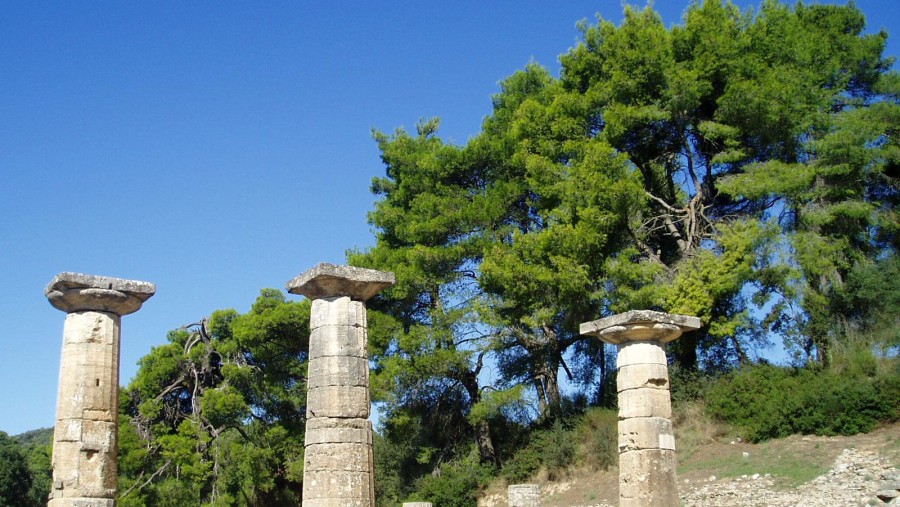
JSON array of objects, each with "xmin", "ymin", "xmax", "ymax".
[
  {"xmin": 681, "ymin": 447, "xmax": 899, "ymax": 506},
  {"xmin": 479, "ymin": 424, "xmax": 900, "ymax": 507}
]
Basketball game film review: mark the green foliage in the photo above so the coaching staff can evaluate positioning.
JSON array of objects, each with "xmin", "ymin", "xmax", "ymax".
[
  {"xmin": 118, "ymin": 289, "xmax": 308, "ymax": 505},
  {"xmin": 575, "ymin": 408, "xmax": 618, "ymax": 472},
  {"xmin": 669, "ymin": 364, "xmax": 714, "ymax": 405},
  {"xmin": 467, "ymin": 386, "xmax": 525, "ymax": 425},
  {"xmin": 0, "ymin": 432, "xmax": 32, "ymax": 507},
  {"xmin": 10, "ymin": 428, "xmax": 52, "ymax": 507},
  {"xmin": 355, "ymin": 0, "xmax": 896, "ymax": 498},
  {"xmin": 536, "ymin": 420, "xmax": 577, "ymax": 479},
  {"xmin": 411, "ymin": 448, "xmax": 494, "ymax": 507},
  {"xmin": 706, "ymin": 362, "xmax": 900, "ymax": 442},
  {"xmin": 499, "ymin": 409, "xmax": 616, "ymax": 483}
]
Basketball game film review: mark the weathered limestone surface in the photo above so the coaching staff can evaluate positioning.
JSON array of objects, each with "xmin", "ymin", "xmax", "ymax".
[
  {"xmin": 619, "ymin": 448, "xmax": 678, "ymax": 506},
  {"xmin": 287, "ymin": 263, "xmax": 394, "ymax": 507},
  {"xmin": 581, "ymin": 310, "xmax": 700, "ymax": 507},
  {"xmin": 508, "ymin": 483, "xmax": 541, "ymax": 507},
  {"xmin": 46, "ymin": 273, "xmax": 155, "ymax": 507},
  {"xmin": 402, "ymin": 503, "xmax": 433, "ymax": 507},
  {"xmin": 286, "ymin": 263, "xmax": 395, "ymax": 302},
  {"xmin": 579, "ymin": 310, "xmax": 701, "ymax": 344}
]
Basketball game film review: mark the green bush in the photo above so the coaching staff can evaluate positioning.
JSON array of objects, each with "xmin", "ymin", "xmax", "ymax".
[
  {"xmin": 413, "ymin": 449, "xmax": 493, "ymax": 507},
  {"xmin": 706, "ymin": 363, "xmax": 900, "ymax": 442},
  {"xmin": 500, "ymin": 445, "xmax": 542, "ymax": 483},
  {"xmin": 536, "ymin": 420, "xmax": 576, "ymax": 478},
  {"xmin": 499, "ymin": 418, "xmax": 578, "ymax": 482},
  {"xmin": 669, "ymin": 364, "xmax": 714, "ymax": 405},
  {"xmin": 577, "ymin": 408, "xmax": 618, "ymax": 471}
]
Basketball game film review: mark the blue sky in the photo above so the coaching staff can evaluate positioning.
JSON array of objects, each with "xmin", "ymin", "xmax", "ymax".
[{"xmin": 1, "ymin": 1, "xmax": 897, "ymax": 435}]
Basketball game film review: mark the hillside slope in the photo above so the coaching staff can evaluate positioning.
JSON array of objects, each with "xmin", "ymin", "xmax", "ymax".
[{"xmin": 479, "ymin": 422, "xmax": 900, "ymax": 507}]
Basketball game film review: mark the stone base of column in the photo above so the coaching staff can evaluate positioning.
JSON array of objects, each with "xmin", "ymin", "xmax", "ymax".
[
  {"xmin": 508, "ymin": 483, "xmax": 541, "ymax": 506},
  {"xmin": 619, "ymin": 448, "xmax": 678, "ymax": 507},
  {"xmin": 402, "ymin": 503, "xmax": 433, "ymax": 507},
  {"xmin": 301, "ymin": 469, "xmax": 373, "ymax": 507},
  {"xmin": 48, "ymin": 498, "xmax": 115, "ymax": 507},
  {"xmin": 303, "ymin": 417, "xmax": 374, "ymax": 506}
]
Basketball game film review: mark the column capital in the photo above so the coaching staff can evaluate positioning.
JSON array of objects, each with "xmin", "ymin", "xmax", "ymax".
[
  {"xmin": 580, "ymin": 310, "xmax": 700, "ymax": 344},
  {"xmin": 45, "ymin": 272, "xmax": 156, "ymax": 316},
  {"xmin": 286, "ymin": 263, "xmax": 395, "ymax": 302}
]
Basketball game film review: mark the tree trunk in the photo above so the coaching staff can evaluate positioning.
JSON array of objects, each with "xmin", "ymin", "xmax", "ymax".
[
  {"xmin": 461, "ymin": 370, "xmax": 497, "ymax": 465},
  {"xmin": 534, "ymin": 377, "xmax": 548, "ymax": 419},
  {"xmin": 671, "ymin": 332, "xmax": 699, "ymax": 370},
  {"xmin": 543, "ymin": 363, "xmax": 562, "ymax": 418}
]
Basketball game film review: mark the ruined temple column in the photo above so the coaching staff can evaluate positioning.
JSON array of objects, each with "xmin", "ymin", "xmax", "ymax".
[
  {"xmin": 580, "ymin": 310, "xmax": 700, "ymax": 507},
  {"xmin": 45, "ymin": 273, "xmax": 155, "ymax": 507},
  {"xmin": 508, "ymin": 483, "xmax": 541, "ymax": 507},
  {"xmin": 286, "ymin": 263, "xmax": 395, "ymax": 507}
]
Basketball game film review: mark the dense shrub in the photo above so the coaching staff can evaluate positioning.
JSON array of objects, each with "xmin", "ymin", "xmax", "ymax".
[
  {"xmin": 706, "ymin": 363, "xmax": 900, "ymax": 442},
  {"xmin": 499, "ymin": 419, "xmax": 577, "ymax": 482},
  {"xmin": 412, "ymin": 449, "xmax": 494, "ymax": 507},
  {"xmin": 669, "ymin": 364, "xmax": 714, "ymax": 405},
  {"xmin": 500, "ymin": 410, "xmax": 617, "ymax": 483},
  {"xmin": 500, "ymin": 444, "xmax": 542, "ymax": 484},
  {"xmin": 536, "ymin": 420, "xmax": 577, "ymax": 479},
  {"xmin": 576, "ymin": 408, "xmax": 618, "ymax": 471}
]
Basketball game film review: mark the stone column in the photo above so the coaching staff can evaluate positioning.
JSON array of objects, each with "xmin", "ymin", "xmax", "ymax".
[
  {"xmin": 508, "ymin": 483, "xmax": 541, "ymax": 507},
  {"xmin": 286, "ymin": 263, "xmax": 394, "ymax": 507},
  {"xmin": 45, "ymin": 273, "xmax": 155, "ymax": 507},
  {"xmin": 580, "ymin": 310, "xmax": 700, "ymax": 507}
]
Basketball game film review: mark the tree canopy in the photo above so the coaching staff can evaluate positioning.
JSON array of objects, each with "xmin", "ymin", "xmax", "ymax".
[
  {"xmin": 108, "ymin": 2, "xmax": 897, "ymax": 505},
  {"xmin": 117, "ymin": 289, "xmax": 310, "ymax": 506},
  {"xmin": 0, "ymin": 432, "xmax": 33, "ymax": 507},
  {"xmin": 350, "ymin": 1, "xmax": 897, "ymax": 500}
]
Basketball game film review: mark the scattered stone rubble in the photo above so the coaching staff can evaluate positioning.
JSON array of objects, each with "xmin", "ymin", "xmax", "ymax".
[
  {"xmin": 682, "ymin": 447, "xmax": 900, "ymax": 507},
  {"xmin": 478, "ymin": 447, "xmax": 898, "ymax": 507}
]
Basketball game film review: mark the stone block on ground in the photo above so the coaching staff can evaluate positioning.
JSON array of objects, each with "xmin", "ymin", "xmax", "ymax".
[{"xmin": 508, "ymin": 483, "xmax": 541, "ymax": 507}]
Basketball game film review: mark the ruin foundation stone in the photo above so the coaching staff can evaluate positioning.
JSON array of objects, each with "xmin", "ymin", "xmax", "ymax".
[
  {"xmin": 402, "ymin": 503, "xmax": 434, "ymax": 507},
  {"xmin": 45, "ymin": 273, "xmax": 155, "ymax": 507},
  {"xmin": 287, "ymin": 263, "xmax": 395, "ymax": 507},
  {"xmin": 581, "ymin": 310, "xmax": 700, "ymax": 507},
  {"xmin": 508, "ymin": 483, "xmax": 541, "ymax": 507}
]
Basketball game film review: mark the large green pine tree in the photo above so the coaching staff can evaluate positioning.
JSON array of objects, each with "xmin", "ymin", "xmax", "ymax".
[
  {"xmin": 117, "ymin": 289, "xmax": 309, "ymax": 506},
  {"xmin": 354, "ymin": 2, "xmax": 897, "ymax": 486}
]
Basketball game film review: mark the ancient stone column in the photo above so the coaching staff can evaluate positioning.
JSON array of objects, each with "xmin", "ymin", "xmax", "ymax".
[
  {"xmin": 286, "ymin": 263, "xmax": 394, "ymax": 507},
  {"xmin": 508, "ymin": 483, "xmax": 541, "ymax": 507},
  {"xmin": 45, "ymin": 272, "xmax": 156, "ymax": 507},
  {"xmin": 580, "ymin": 310, "xmax": 700, "ymax": 507}
]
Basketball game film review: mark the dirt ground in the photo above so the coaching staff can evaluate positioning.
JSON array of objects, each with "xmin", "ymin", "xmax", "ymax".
[{"xmin": 478, "ymin": 422, "xmax": 900, "ymax": 507}]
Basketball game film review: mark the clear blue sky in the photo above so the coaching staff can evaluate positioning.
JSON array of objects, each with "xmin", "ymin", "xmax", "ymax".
[{"xmin": 1, "ymin": 1, "xmax": 897, "ymax": 435}]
